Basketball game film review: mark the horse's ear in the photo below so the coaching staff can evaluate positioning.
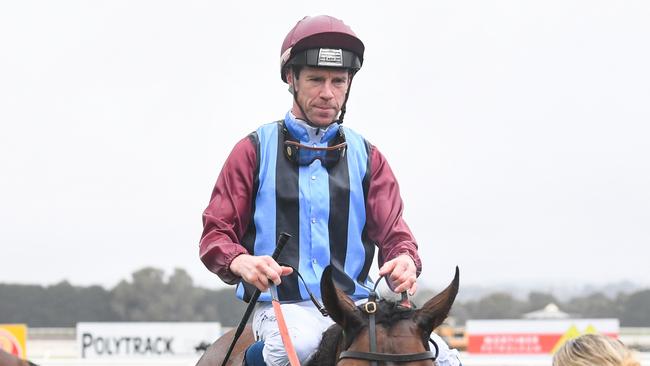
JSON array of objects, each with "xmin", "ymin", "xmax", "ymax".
[
  {"xmin": 414, "ymin": 266, "xmax": 460, "ymax": 336},
  {"xmin": 321, "ymin": 266, "xmax": 362, "ymax": 328}
]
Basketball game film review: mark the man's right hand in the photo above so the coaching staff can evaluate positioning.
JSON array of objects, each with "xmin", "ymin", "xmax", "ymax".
[{"xmin": 230, "ymin": 254, "xmax": 293, "ymax": 292}]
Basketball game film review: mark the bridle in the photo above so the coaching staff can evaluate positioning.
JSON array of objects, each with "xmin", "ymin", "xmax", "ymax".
[{"xmin": 338, "ymin": 278, "xmax": 439, "ymax": 366}]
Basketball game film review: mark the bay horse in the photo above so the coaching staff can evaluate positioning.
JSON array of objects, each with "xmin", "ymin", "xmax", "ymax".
[
  {"xmin": 0, "ymin": 349, "xmax": 37, "ymax": 366},
  {"xmin": 196, "ymin": 266, "xmax": 459, "ymax": 366}
]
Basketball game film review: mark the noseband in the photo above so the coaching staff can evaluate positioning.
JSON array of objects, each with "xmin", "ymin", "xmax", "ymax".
[{"xmin": 338, "ymin": 278, "xmax": 439, "ymax": 365}]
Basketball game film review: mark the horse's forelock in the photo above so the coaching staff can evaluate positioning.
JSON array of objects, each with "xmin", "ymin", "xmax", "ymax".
[
  {"xmin": 306, "ymin": 299, "xmax": 426, "ymax": 366},
  {"xmin": 364, "ymin": 299, "xmax": 417, "ymax": 326}
]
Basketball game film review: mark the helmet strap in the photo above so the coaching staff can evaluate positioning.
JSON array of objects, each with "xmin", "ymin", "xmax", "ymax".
[{"xmin": 337, "ymin": 71, "xmax": 355, "ymax": 124}]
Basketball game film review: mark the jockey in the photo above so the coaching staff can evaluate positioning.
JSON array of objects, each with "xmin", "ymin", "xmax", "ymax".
[{"xmin": 199, "ymin": 15, "xmax": 462, "ymax": 366}]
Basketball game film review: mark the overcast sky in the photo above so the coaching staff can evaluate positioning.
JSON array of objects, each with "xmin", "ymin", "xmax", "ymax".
[{"xmin": 1, "ymin": 1, "xmax": 648, "ymax": 293}]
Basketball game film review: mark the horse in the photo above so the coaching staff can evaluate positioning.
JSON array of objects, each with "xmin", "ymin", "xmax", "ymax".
[
  {"xmin": 0, "ymin": 349, "xmax": 37, "ymax": 366},
  {"xmin": 196, "ymin": 265, "xmax": 459, "ymax": 366}
]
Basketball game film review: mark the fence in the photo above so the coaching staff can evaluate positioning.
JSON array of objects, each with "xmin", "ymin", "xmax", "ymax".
[{"xmin": 24, "ymin": 327, "xmax": 650, "ymax": 366}]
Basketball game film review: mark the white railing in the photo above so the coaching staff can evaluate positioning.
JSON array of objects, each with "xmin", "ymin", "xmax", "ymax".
[
  {"xmin": 31, "ymin": 359, "xmax": 199, "ymax": 366},
  {"xmin": 29, "ymin": 354, "xmax": 650, "ymax": 366}
]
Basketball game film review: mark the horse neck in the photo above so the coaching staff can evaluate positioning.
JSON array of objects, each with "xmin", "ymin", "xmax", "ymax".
[{"xmin": 305, "ymin": 324, "xmax": 344, "ymax": 366}]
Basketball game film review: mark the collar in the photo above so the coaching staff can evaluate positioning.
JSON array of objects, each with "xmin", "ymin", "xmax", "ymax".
[{"xmin": 284, "ymin": 111, "xmax": 340, "ymax": 144}]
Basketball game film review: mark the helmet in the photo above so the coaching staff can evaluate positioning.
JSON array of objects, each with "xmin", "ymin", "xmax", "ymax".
[{"xmin": 280, "ymin": 15, "xmax": 365, "ymax": 83}]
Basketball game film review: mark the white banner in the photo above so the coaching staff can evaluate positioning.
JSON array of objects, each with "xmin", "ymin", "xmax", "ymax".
[{"xmin": 77, "ymin": 322, "xmax": 221, "ymax": 358}]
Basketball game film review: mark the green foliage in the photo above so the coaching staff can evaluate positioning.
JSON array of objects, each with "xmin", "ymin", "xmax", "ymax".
[
  {"xmin": 463, "ymin": 292, "xmax": 526, "ymax": 319},
  {"xmin": 619, "ymin": 290, "xmax": 650, "ymax": 326},
  {"xmin": 0, "ymin": 281, "xmax": 117, "ymax": 326},
  {"xmin": 564, "ymin": 292, "xmax": 620, "ymax": 318},
  {"xmin": 108, "ymin": 267, "xmax": 246, "ymax": 323},
  {"xmin": 1, "ymin": 268, "xmax": 649, "ymax": 327},
  {"xmin": 525, "ymin": 292, "xmax": 559, "ymax": 313},
  {"xmin": 197, "ymin": 288, "xmax": 247, "ymax": 327},
  {"xmin": 110, "ymin": 267, "xmax": 205, "ymax": 321}
]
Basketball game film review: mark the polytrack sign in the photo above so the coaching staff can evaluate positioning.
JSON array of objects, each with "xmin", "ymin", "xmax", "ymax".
[
  {"xmin": 77, "ymin": 322, "xmax": 221, "ymax": 358},
  {"xmin": 466, "ymin": 319, "xmax": 619, "ymax": 354},
  {"xmin": 0, "ymin": 324, "xmax": 27, "ymax": 359}
]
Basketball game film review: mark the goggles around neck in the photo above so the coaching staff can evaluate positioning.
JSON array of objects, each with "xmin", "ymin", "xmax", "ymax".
[{"xmin": 282, "ymin": 122, "xmax": 347, "ymax": 168}]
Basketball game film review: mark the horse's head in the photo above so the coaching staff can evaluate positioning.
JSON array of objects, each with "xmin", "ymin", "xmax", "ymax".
[{"xmin": 320, "ymin": 266, "xmax": 459, "ymax": 366}]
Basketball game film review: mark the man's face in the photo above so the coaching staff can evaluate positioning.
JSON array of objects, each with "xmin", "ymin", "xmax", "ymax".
[{"xmin": 289, "ymin": 67, "xmax": 350, "ymax": 127}]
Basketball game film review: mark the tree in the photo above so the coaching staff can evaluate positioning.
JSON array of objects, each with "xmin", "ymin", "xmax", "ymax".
[
  {"xmin": 620, "ymin": 290, "xmax": 650, "ymax": 326},
  {"xmin": 197, "ymin": 287, "xmax": 248, "ymax": 326},
  {"xmin": 111, "ymin": 267, "xmax": 206, "ymax": 321},
  {"xmin": 564, "ymin": 292, "xmax": 619, "ymax": 318},
  {"xmin": 111, "ymin": 267, "xmax": 165, "ymax": 320},
  {"xmin": 464, "ymin": 292, "xmax": 525, "ymax": 319},
  {"xmin": 162, "ymin": 269, "xmax": 205, "ymax": 321},
  {"xmin": 0, "ymin": 281, "xmax": 116, "ymax": 326},
  {"xmin": 47, "ymin": 281, "xmax": 117, "ymax": 325},
  {"xmin": 110, "ymin": 267, "xmax": 219, "ymax": 321},
  {"xmin": 4, "ymin": 267, "xmax": 650, "ymax": 327},
  {"xmin": 525, "ymin": 291, "xmax": 559, "ymax": 313}
]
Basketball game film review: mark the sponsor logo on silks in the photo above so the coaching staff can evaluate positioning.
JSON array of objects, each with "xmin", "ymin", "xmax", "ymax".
[
  {"xmin": 81, "ymin": 333, "xmax": 175, "ymax": 357},
  {"xmin": 0, "ymin": 327, "xmax": 25, "ymax": 359}
]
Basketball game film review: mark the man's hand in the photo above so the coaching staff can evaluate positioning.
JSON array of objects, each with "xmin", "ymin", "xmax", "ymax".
[
  {"xmin": 378, "ymin": 254, "xmax": 417, "ymax": 295},
  {"xmin": 230, "ymin": 254, "xmax": 293, "ymax": 292}
]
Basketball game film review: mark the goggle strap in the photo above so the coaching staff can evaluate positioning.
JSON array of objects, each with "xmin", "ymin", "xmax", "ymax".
[{"xmin": 284, "ymin": 140, "xmax": 347, "ymax": 152}]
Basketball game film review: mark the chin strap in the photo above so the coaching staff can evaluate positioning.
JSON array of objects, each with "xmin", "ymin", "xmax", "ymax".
[{"xmin": 337, "ymin": 72, "xmax": 355, "ymax": 124}]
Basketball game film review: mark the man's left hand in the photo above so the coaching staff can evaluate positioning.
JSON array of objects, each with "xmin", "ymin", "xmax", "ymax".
[{"xmin": 378, "ymin": 254, "xmax": 417, "ymax": 295}]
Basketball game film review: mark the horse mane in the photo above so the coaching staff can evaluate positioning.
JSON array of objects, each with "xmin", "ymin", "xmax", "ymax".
[
  {"xmin": 0, "ymin": 349, "xmax": 38, "ymax": 366},
  {"xmin": 306, "ymin": 324, "xmax": 343, "ymax": 366},
  {"xmin": 306, "ymin": 299, "xmax": 417, "ymax": 366}
]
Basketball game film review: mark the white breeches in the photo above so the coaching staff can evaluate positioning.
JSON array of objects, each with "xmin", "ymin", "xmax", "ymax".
[{"xmin": 252, "ymin": 300, "xmax": 334, "ymax": 366}]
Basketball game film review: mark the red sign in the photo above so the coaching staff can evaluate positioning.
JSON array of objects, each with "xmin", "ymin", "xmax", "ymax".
[{"xmin": 466, "ymin": 319, "xmax": 619, "ymax": 354}]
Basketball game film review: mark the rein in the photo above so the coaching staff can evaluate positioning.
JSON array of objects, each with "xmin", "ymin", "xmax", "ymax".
[
  {"xmin": 338, "ymin": 276, "xmax": 439, "ymax": 365},
  {"xmin": 220, "ymin": 233, "xmax": 292, "ymax": 366}
]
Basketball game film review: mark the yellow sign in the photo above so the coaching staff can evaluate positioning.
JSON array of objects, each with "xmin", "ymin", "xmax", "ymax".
[
  {"xmin": 551, "ymin": 324, "xmax": 598, "ymax": 354},
  {"xmin": 0, "ymin": 324, "xmax": 27, "ymax": 359}
]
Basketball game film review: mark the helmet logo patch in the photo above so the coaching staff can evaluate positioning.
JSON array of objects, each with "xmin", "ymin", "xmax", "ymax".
[{"xmin": 318, "ymin": 48, "xmax": 343, "ymax": 67}]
